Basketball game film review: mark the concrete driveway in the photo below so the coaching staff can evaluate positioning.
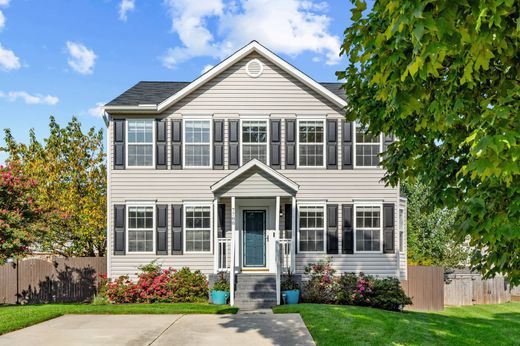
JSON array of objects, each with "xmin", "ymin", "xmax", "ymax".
[{"xmin": 0, "ymin": 312, "xmax": 315, "ymax": 346}]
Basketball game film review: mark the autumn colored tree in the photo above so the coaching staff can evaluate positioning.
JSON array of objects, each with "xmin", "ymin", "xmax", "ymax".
[
  {"xmin": 2, "ymin": 116, "xmax": 106, "ymax": 256},
  {"xmin": 338, "ymin": 1, "xmax": 519, "ymax": 283},
  {"xmin": 0, "ymin": 163, "xmax": 43, "ymax": 262}
]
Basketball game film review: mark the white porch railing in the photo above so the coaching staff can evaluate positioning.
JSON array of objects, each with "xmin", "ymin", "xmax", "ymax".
[
  {"xmin": 216, "ymin": 237, "xmax": 231, "ymax": 272},
  {"xmin": 275, "ymin": 240, "xmax": 281, "ymax": 305},
  {"xmin": 279, "ymin": 239, "xmax": 293, "ymax": 274}
]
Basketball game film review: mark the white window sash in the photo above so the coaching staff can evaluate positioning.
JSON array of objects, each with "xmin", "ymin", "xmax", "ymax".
[
  {"xmin": 126, "ymin": 203, "xmax": 156, "ymax": 254},
  {"xmin": 126, "ymin": 119, "xmax": 155, "ymax": 169},
  {"xmin": 297, "ymin": 203, "xmax": 327, "ymax": 253},
  {"xmin": 240, "ymin": 118, "xmax": 269, "ymax": 166},
  {"xmin": 183, "ymin": 119, "xmax": 212, "ymax": 168},
  {"xmin": 353, "ymin": 121, "xmax": 383, "ymax": 169},
  {"xmin": 296, "ymin": 119, "xmax": 326, "ymax": 168},
  {"xmin": 353, "ymin": 203, "xmax": 383, "ymax": 253},
  {"xmin": 183, "ymin": 202, "xmax": 213, "ymax": 254}
]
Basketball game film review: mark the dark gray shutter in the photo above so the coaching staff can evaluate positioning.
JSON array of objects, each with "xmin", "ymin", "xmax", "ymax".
[
  {"xmin": 171, "ymin": 119, "xmax": 182, "ymax": 169},
  {"xmin": 342, "ymin": 120, "xmax": 353, "ymax": 169},
  {"xmin": 213, "ymin": 120, "xmax": 224, "ymax": 169},
  {"xmin": 218, "ymin": 204, "xmax": 226, "ymax": 238},
  {"xmin": 156, "ymin": 204, "xmax": 168, "ymax": 254},
  {"xmin": 327, "ymin": 204, "xmax": 338, "ymax": 254},
  {"xmin": 113, "ymin": 119, "xmax": 125, "ymax": 170},
  {"xmin": 229, "ymin": 120, "xmax": 239, "ymax": 168},
  {"xmin": 383, "ymin": 134, "xmax": 394, "ymax": 152},
  {"xmin": 327, "ymin": 120, "xmax": 338, "ymax": 169},
  {"xmin": 342, "ymin": 204, "xmax": 354, "ymax": 254},
  {"xmin": 270, "ymin": 120, "xmax": 281, "ymax": 169},
  {"xmin": 114, "ymin": 204, "xmax": 125, "ymax": 255},
  {"xmin": 284, "ymin": 203, "xmax": 291, "ymax": 239},
  {"xmin": 156, "ymin": 119, "xmax": 167, "ymax": 170},
  {"xmin": 285, "ymin": 119, "xmax": 296, "ymax": 169},
  {"xmin": 172, "ymin": 204, "xmax": 183, "ymax": 255},
  {"xmin": 383, "ymin": 203, "xmax": 395, "ymax": 253}
]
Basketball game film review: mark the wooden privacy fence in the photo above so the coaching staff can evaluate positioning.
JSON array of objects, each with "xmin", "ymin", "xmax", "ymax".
[
  {"xmin": 444, "ymin": 270, "xmax": 510, "ymax": 306},
  {"xmin": 401, "ymin": 265, "xmax": 445, "ymax": 311},
  {"xmin": 0, "ymin": 257, "xmax": 106, "ymax": 305}
]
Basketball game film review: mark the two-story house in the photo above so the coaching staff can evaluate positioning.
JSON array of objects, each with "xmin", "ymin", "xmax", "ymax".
[{"xmin": 103, "ymin": 41, "xmax": 407, "ymax": 309}]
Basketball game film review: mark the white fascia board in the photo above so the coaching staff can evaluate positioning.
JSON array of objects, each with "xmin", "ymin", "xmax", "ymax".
[{"xmin": 211, "ymin": 158, "xmax": 299, "ymax": 193}]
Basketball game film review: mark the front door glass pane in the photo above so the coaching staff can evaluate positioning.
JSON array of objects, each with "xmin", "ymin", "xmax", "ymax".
[{"xmin": 243, "ymin": 211, "xmax": 266, "ymax": 267}]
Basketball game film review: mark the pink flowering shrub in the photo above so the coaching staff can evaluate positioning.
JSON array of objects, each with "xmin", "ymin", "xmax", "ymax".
[
  {"xmin": 302, "ymin": 257, "xmax": 339, "ymax": 303},
  {"xmin": 99, "ymin": 262, "xmax": 208, "ymax": 304}
]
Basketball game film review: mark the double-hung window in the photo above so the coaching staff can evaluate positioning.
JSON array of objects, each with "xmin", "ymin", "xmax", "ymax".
[
  {"xmin": 127, "ymin": 119, "xmax": 154, "ymax": 167},
  {"xmin": 355, "ymin": 123, "xmax": 382, "ymax": 167},
  {"xmin": 184, "ymin": 205, "xmax": 211, "ymax": 253},
  {"xmin": 241, "ymin": 120, "xmax": 268, "ymax": 164},
  {"xmin": 184, "ymin": 120, "xmax": 211, "ymax": 167},
  {"xmin": 355, "ymin": 205, "xmax": 382, "ymax": 252},
  {"xmin": 298, "ymin": 205, "xmax": 325, "ymax": 252},
  {"xmin": 298, "ymin": 120, "xmax": 325, "ymax": 167},
  {"xmin": 127, "ymin": 206, "xmax": 154, "ymax": 253}
]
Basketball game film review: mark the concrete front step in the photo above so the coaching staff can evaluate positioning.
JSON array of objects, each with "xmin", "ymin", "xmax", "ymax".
[
  {"xmin": 234, "ymin": 273, "xmax": 278, "ymax": 310},
  {"xmin": 236, "ymin": 283, "xmax": 276, "ymax": 291},
  {"xmin": 235, "ymin": 291, "xmax": 277, "ymax": 299},
  {"xmin": 235, "ymin": 300, "xmax": 277, "ymax": 310}
]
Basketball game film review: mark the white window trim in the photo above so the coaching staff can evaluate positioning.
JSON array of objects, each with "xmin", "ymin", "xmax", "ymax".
[
  {"xmin": 353, "ymin": 121, "xmax": 383, "ymax": 169},
  {"xmin": 126, "ymin": 202, "xmax": 156, "ymax": 254},
  {"xmin": 399, "ymin": 207, "xmax": 406, "ymax": 253},
  {"xmin": 239, "ymin": 118, "xmax": 270, "ymax": 166},
  {"xmin": 296, "ymin": 119, "xmax": 326, "ymax": 169},
  {"xmin": 353, "ymin": 202, "xmax": 383, "ymax": 254},
  {"xmin": 125, "ymin": 119, "xmax": 155, "ymax": 169},
  {"xmin": 183, "ymin": 201, "xmax": 213, "ymax": 254},
  {"xmin": 182, "ymin": 118, "xmax": 213, "ymax": 169},
  {"xmin": 297, "ymin": 202, "xmax": 327, "ymax": 254}
]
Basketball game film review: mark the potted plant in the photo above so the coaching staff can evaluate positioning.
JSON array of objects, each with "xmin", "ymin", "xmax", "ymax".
[
  {"xmin": 210, "ymin": 272, "xmax": 230, "ymax": 305},
  {"xmin": 281, "ymin": 270, "xmax": 300, "ymax": 304}
]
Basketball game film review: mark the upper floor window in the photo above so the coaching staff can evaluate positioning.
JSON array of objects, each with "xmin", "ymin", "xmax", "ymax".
[
  {"xmin": 355, "ymin": 205, "xmax": 382, "ymax": 252},
  {"xmin": 298, "ymin": 120, "xmax": 325, "ymax": 167},
  {"xmin": 241, "ymin": 120, "xmax": 268, "ymax": 164},
  {"xmin": 298, "ymin": 205, "xmax": 325, "ymax": 253},
  {"xmin": 127, "ymin": 119, "xmax": 154, "ymax": 167},
  {"xmin": 184, "ymin": 120, "xmax": 211, "ymax": 167},
  {"xmin": 184, "ymin": 205, "xmax": 212, "ymax": 253},
  {"xmin": 127, "ymin": 206, "xmax": 154, "ymax": 253},
  {"xmin": 355, "ymin": 123, "xmax": 382, "ymax": 167}
]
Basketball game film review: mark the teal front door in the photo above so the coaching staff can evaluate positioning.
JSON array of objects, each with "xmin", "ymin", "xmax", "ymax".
[{"xmin": 243, "ymin": 210, "xmax": 266, "ymax": 267}]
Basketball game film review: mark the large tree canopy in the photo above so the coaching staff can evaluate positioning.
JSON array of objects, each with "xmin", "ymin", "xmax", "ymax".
[
  {"xmin": 2, "ymin": 116, "xmax": 106, "ymax": 257},
  {"xmin": 338, "ymin": 1, "xmax": 519, "ymax": 283}
]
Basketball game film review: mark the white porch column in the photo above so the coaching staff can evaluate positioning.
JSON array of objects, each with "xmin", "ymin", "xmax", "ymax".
[
  {"xmin": 291, "ymin": 196, "xmax": 296, "ymax": 273},
  {"xmin": 275, "ymin": 196, "xmax": 280, "ymax": 240},
  {"xmin": 213, "ymin": 198, "xmax": 218, "ymax": 274},
  {"xmin": 230, "ymin": 196, "xmax": 236, "ymax": 306}
]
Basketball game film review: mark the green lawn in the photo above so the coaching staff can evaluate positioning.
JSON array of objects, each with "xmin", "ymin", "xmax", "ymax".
[
  {"xmin": 273, "ymin": 303, "xmax": 520, "ymax": 346},
  {"xmin": 0, "ymin": 303, "xmax": 238, "ymax": 335}
]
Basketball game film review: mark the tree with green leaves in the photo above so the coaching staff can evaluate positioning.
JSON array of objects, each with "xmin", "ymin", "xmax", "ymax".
[
  {"xmin": 2, "ymin": 116, "xmax": 106, "ymax": 257},
  {"xmin": 338, "ymin": 1, "xmax": 519, "ymax": 283},
  {"xmin": 0, "ymin": 162, "xmax": 43, "ymax": 262},
  {"xmin": 402, "ymin": 181, "xmax": 469, "ymax": 268}
]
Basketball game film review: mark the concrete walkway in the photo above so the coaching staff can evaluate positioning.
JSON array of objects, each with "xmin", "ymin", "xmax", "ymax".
[{"xmin": 0, "ymin": 312, "xmax": 315, "ymax": 346}]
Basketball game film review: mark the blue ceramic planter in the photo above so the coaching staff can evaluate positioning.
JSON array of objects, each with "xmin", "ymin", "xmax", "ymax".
[
  {"xmin": 210, "ymin": 290, "xmax": 230, "ymax": 305},
  {"xmin": 283, "ymin": 289, "xmax": 300, "ymax": 304}
]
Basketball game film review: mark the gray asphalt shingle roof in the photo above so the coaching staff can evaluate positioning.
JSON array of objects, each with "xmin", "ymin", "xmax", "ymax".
[{"xmin": 106, "ymin": 81, "xmax": 345, "ymax": 106}]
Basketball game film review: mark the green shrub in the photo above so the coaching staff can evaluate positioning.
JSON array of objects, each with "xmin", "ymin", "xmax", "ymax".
[
  {"xmin": 336, "ymin": 272, "xmax": 358, "ymax": 305},
  {"xmin": 281, "ymin": 270, "xmax": 300, "ymax": 291},
  {"xmin": 369, "ymin": 277, "xmax": 412, "ymax": 311},
  {"xmin": 211, "ymin": 272, "xmax": 230, "ymax": 292}
]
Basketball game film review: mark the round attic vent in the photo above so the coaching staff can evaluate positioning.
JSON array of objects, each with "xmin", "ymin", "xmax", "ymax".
[{"xmin": 246, "ymin": 59, "xmax": 263, "ymax": 78}]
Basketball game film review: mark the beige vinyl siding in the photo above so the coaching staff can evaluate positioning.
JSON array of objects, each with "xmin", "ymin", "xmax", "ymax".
[
  {"xmin": 216, "ymin": 167, "xmax": 294, "ymax": 197},
  {"xmin": 108, "ymin": 50, "xmax": 402, "ymax": 278}
]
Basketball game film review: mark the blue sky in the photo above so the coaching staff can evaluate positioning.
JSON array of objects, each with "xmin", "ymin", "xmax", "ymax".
[{"xmin": 0, "ymin": 0, "xmax": 354, "ymax": 163}]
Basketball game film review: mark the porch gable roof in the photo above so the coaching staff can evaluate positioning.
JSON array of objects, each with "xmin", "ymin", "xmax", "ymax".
[{"xmin": 211, "ymin": 159, "xmax": 299, "ymax": 196}]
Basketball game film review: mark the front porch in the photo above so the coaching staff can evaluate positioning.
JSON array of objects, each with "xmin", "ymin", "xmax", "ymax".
[{"xmin": 210, "ymin": 160, "xmax": 298, "ymax": 306}]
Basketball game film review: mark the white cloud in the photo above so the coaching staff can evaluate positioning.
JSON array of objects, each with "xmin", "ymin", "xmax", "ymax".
[
  {"xmin": 201, "ymin": 64, "xmax": 214, "ymax": 74},
  {"xmin": 0, "ymin": 1, "xmax": 10, "ymax": 6},
  {"xmin": 119, "ymin": 0, "xmax": 135, "ymax": 21},
  {"xmin": 161, "ymin": 0, "xmax": 341, "ymax": 69},
  {"xmin": 0, "ymin": 43, "xmax": 20, "ymax": 70},
  {"xmin": 87, "ymin": 102, "xmax": 105, "ymax": 117},
  {"xmin": 0, "ymin": 91, "xmax": 59, "ymax": 105},
  {"xmin": 66, "ymin": 41, "xmax": 97, "ymax": 75},
  {"xmin": 0, "ymin": 10, "xmax": 5, "ymax": 31}
]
